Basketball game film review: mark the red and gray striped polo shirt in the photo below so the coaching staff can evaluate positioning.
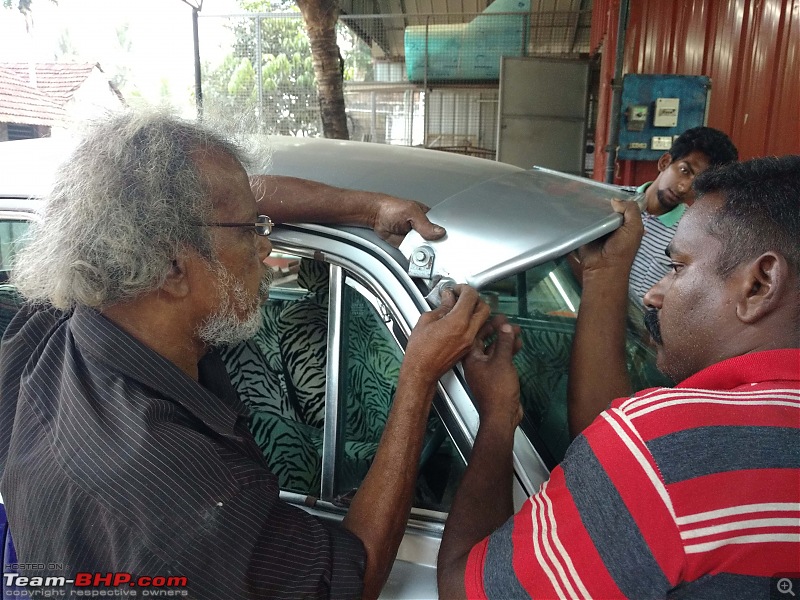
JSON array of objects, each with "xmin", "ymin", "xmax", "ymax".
[{"xmin": 466, "ymin": 349, "xmax": 800, "ymax": 599}]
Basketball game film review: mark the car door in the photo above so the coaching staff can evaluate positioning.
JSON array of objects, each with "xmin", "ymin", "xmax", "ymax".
[
  {"xmin": 220, "ymin": 225, "xmax": 551, "ymax": 598},
  {"xmin": 219, "ymin": 245, "xmax": 453, "ymax": 598}
]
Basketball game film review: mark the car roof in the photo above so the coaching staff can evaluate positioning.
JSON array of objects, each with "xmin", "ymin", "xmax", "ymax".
[
  {"xmin": 0, "ymin": 135, "xmax": 629, "ymax": 289},
  {"xmin": 263, "ymin": 136, "xmax": 628, "ymax": 288}
]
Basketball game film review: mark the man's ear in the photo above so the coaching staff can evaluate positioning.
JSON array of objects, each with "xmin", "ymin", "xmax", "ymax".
[
  {"xmin": 161, "ymin": 255, "xmax": 191, "ymax": 298},
  {"xmin": 735, "ymin": 252, "xmax": 790, "ymax": 323},
  {"xmin": 657, "ymin": 152, "xmax": 672, "ymax": 173}
]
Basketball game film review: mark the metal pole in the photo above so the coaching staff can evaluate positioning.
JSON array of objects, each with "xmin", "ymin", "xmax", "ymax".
[
  {"xmin": 604, "ymin": 0, "xmax": 629, "ymax": 183},
  {"xmin": 192, "ymin": 6, "xmax": 203, "ymax": 118},
  {"xmin": 370, "ymin": 91, "xmax": 377, "ymax": 142},
  {"xmin": 256, "ymin": 16, "xmax": 264, "ymax": 131},
  {"xmin": 407, "ymin": 89, "xmax": 414, "ymax": 145},
  {"xmin": 423, "ymin": 15, "xmax": 430, "ymax": 148}
]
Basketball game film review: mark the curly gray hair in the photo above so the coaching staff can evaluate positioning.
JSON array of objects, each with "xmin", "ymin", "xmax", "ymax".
[{"xmin": 13, "ymin": 110, "xmax": 250, "ymax": 310}]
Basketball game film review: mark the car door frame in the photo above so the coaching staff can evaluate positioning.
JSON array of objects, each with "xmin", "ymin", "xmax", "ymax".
[{"xmin": 268, "ymin": 225, "xmax": 550, "ymax": 584}]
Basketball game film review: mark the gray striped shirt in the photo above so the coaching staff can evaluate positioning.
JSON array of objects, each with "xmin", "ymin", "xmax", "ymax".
[
  {"xmin": 0, "ymin": 304, "xmax": 365, "ymax": 599},
  {"xmin": 629, "ymin": 184, "xmax": 687, "ymax": 304}
]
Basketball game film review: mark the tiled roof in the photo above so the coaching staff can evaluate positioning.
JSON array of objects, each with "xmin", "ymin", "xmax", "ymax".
[
  {"xmin": 0, "ymin": 62, "xmax": 96, "ymax": 105},
  {"xmin": 0, "ymin": 67, "xmax": 66, "ymax": 126}
]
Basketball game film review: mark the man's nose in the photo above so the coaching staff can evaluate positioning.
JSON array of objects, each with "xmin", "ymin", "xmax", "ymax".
[{"xmin": 643, "ymin": 277, "xmax": 666, "ymax": 310}]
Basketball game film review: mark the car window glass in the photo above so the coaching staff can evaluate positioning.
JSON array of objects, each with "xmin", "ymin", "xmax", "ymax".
[
  {"xmin": 0, "ymin": 219, "xmax": 30, "ymax": 282},
  {"xmin": 482, "ymin": 257, "xmax": 673, "ymax": 466},
  {"xmin": 219, "ymin": 252, "xmax": 322, "ymax": 494},
  {"xmin": 221, "ymin": 254, "xmax": 465, "ymax": 515},
  {"xmin": 336, "ymin": 277, "xmax": 464, "ymax": 513}
]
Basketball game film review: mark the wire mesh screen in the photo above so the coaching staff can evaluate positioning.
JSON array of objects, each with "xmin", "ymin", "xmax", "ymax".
[
  {"xmin": 200, "ymin": 13, "xmax": 321, "ymax": 136},
  {"xmin": 198, "ymin": 10, "xmax": 590, "ymax": 157}
]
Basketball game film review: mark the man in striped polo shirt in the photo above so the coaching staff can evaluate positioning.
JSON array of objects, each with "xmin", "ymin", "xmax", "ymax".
[
  {"xmin": 438, "ymin": 155, "xmax": 800, "ymax": 598},
  {"xmin": 628, "ymin": 127, "xmax": 738, "ymax": 304},
  {"xmin": 568, "ymin": 128, "xmax": 739, "ymax": 441}
]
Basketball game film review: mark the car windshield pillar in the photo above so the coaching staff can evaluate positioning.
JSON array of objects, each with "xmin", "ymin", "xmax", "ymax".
[{"xmin": 321, "ymin": 264, "xmax": 345, "ymax": 502}]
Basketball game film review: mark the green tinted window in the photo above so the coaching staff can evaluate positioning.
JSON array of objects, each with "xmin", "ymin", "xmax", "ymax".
[
  {"xmin": 482, "ymin": 258, "xmax": 672, "ymax": 466},
  {"xmin": 222, "ymin": 256, "xmax": 464, "ymax": 515},
  {"xmin": 337, "ymin": 279, "xmax": 464, "ymax": 512},
  {"xmin": 0, "ymin": 219, "xmax": 30, "ymax": 280}
]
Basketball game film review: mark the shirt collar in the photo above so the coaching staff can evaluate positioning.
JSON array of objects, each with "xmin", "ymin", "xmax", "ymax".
[
  {"xmin": 637, "ymin": 181, "xmax": 687, "ymax": 227},
  {"xmin": 70, "ymin": 306, "xmax": 245, "ymax": 438},
  {"xmin": 676, "ymin": 349, "xmax": 800, "ymax": 391},
  {"xmin": 657, "ymin": 202, "xmax": 686, "ymax": 227}
]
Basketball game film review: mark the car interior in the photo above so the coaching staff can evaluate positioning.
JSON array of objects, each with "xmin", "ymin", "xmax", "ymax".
[
  {"xmin": 220, "ymin": 256, "xmax": 462, "ymax": 513},
  {"xmin": 482, "ymin": 257, "xmax": 673, "ymax": 466}
]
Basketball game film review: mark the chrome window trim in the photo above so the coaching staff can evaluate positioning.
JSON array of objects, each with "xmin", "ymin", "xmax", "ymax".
[
  {"xmin": 321, "ymin": 265, "xmax": 345, "ymax": 502},
  {"xmin": 0, "ymin": 211, "xmax": 40, "ymax": 222}
]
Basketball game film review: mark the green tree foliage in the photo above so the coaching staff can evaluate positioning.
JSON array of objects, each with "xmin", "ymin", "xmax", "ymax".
[
  {"xmin": 204, "ymin": 0, "xmax": 375, "ymax": 137},
  {"xmin": 204, "ymin": 3, "xmax": 321, "ymax": 136}
]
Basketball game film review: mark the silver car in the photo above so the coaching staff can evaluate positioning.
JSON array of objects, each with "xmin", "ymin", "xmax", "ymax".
[{"xmin": 0, "ymin": 136, "xmax": 667, "ymax": 599}]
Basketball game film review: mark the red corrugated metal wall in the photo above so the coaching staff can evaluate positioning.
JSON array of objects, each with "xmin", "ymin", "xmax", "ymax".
[{"xmin": 591, "ymin": 0, "xmax": 800, "ymax": 185}]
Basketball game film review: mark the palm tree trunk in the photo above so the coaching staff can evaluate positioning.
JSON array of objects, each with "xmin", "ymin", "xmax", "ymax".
[{"xmin": 296, "ymin": 0, "xmax": 349, "ymax": 139}]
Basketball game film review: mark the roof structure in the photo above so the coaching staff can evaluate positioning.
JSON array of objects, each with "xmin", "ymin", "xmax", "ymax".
[
  {"xmin": 0, "ymin": 67, "xmax": 66, "ymax": 126},
  {"xmin": 0, "ymin": 62, "xmax": 96, "ymax": 104},
  {"xmin": 337, "ymin": 0, "xmax": 591, "ymax": 59},
  {"xmin": 0, "ymin": 62, "xmax": 121, "ymax": 127}
]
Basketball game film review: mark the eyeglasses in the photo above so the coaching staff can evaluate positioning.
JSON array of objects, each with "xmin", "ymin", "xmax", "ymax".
[{"xmin": 197, "ymin": 214, "xmax": 273, "ymax": 236}]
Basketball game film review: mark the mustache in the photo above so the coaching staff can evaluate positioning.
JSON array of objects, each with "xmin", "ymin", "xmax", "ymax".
[
  {"xmin": 644, "ymin": 308, "xmax": 663, "ymax": 345},
  {"xmin": 263, "ymin": 265, "xmax": 275, "ymax": 288},
  {"xmin": 259, "ymin": 266, "xmax": 275, "ymax": 301}
]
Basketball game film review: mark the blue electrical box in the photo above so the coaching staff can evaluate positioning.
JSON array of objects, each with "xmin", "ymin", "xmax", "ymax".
[{"xmin": 618, "ymin": 74, "xmax": 711, "ymax": 160}]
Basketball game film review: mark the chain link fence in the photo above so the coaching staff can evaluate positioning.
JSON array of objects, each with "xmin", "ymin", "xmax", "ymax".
[{"xmin": 198, "ymin": 9, "xmax": 590, "ymax": 158}]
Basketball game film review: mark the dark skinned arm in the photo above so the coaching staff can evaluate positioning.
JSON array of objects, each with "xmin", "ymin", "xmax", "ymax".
[
  {"xmin": 342, "ymin": 286, "xmax": 490, "ymax": 600},
  {"xmin": 251, "ymin": 175, "xmax": 445, "ymax": 247},
  {"xmin": 437, "ymin": 316, "xmax": 523, "ymax": 599},
  {"xmin": 567, "ymin": 200, "xmax": 643, "ymax": 438}
]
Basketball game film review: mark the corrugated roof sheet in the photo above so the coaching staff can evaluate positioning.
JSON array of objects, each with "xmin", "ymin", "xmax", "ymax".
[
  {"xmin": 0, "ymin": 67, "xmax": 66, "ymax": 126},
  {"xmin": 0, "ymin": 62, "xmax": 96, "ymax": 105}
]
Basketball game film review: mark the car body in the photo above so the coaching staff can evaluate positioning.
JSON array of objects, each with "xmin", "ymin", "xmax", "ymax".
[{"xmin": 0, "ymin": 136, "xmax": 668, "ymax": 599}]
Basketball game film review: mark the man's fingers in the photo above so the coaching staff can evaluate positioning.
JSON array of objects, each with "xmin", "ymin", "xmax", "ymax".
[
  {"xmin": 424, "ymin": 302, "xmax": 451, "ymax": 322},
  {"xmin": 494, "ymin": 323, "xmax": 517, "ymax": 358},
  {"xmin": 422, "ymin": 285, "xmax": 476, "ymax": 325},
  {"xmin": 409, "ymin": 201, "xmax": 446, "ymax": 240},
  {"xmin": 466, "ymin": 337, "xmax": 488, "ymax": 362},
  {"xmin": 410, "ymin": 216, "xmax": 447, "ymax": 240},
  {"xmin": 612, "ymin": 198, "xmax": 643, "ymax": 225},
  {"xmin": 450, "ymin": 286, "xmax": 492, "ymax": 338},
  {"xmin": 438, "ymin": 286, "xmax": 457, "ymax": 310},
  {"xmin": 467, "ymin": 302, "xmax": 491, "ymax": 337},
  {"xmin": 448, "ymin": 285, "xmax": 480, "ymax": 315},
  {"xmin": 610, "ymin": 197, "xmax": 629, "ymax": 215},
  {"xmin": 474, "ymin": 320, "xmax": 496, "ymax": 344}
]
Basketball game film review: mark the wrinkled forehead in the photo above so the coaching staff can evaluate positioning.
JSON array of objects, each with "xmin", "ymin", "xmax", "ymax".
[
  {"xmin": 191, "ymin": 148, "xmax": 255, "ymax": 217},
  {"xmin": 671, "ymin": 192, "xmax": 724, "ymax": 251}
]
